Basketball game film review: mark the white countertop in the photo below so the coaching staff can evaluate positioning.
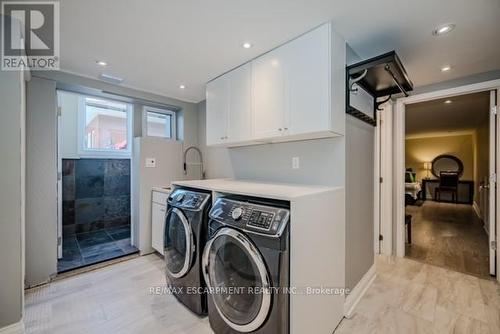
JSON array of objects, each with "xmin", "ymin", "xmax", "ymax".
[
  {"xmin": 151, "ymin": 186, "xmax": 171, "ymax": 194},
  {"xmin": 171, "ymin": 178, "xmax": 340, "ymax": 200}
]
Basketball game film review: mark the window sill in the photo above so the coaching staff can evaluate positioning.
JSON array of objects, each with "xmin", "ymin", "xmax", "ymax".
[{"xmin": 77, "ymin": 151, "xmax": 131, "ymax": 159}]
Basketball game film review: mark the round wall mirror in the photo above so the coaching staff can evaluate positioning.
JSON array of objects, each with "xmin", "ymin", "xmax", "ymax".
[{"xmin": 431, "ymin": 155, "xmax": 463, "ymax": 178}]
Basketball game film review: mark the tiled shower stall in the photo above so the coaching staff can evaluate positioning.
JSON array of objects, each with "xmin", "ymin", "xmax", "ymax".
[{"xmin": 58, "ymin": 158, "xmax": 137, "ymax": 272}]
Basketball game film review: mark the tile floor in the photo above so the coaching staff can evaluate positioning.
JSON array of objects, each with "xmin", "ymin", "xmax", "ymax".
[
  {"xmin": 57, "ymin": 226, "xmax": 138, "ymax": 273},
  {"xmin": 336, "ymin": 256, "xmax": 500, "ymax": 333},
  {"xmin": 27, "ymin": 254, "xmax": 500, "ymax": 334}
]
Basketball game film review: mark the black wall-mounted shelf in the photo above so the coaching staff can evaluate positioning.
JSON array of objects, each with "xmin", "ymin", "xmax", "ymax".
[{"xmin": 346, "ymin": 51, "xmax": 414, "ymax": 126}]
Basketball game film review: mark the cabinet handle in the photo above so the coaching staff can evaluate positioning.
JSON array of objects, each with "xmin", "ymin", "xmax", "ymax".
[
  {"xmin": 284, "ymin": 127, "xmax": 288, "ymax": 130},
  {"xmin": 220, "ymin": 136, "xmax": 224, "ymax": 140},
  {"xmin": 278, "ymin": 128, "xmax": 282, "ymax": 131}
]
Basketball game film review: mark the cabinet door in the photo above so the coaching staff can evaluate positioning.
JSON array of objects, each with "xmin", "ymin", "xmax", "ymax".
[
  {"xmin": 151, "ymin": 202, "xmax": 166, "ymax": 255},
  {"xmin": 206, "ymin": 76, "xmax": 229, "ymax": 145},
  {"xmin": 284, "ymin": 24, "xmax": 331, "ymax": 135},
  {"xmin": 252, "ymin": 47, "xmax": 287, "ymax": 139},
  {"xmin": 227, "ymin": 63, "xmax": 252, "ymax": 142}
]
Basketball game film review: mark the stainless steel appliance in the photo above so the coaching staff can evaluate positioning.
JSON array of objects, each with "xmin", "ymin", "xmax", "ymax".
[
  {"xmin": 164, "ymin": 187, "xmax": 211, "ymax": 315},
  {"xmin": 202, "ymin": 196, "xmax": 290, "ymax": 333}
]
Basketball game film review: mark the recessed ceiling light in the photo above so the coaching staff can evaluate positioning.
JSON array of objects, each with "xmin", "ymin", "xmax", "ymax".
[
  {"xmin": 96, "ymin": 60, "xmax": 108, "ymax": 66},
  {"xmin": 179, "ymin": 84, "xmax": 186, "ymax": 89},
  {"xmin": 433, "ymin": 24, "xmax": 455, "ymax": 36},
  {"xmin": 242, "ymin": 42, "xmax": 252, "ymax": 49},
  {"xmin": 441, "ymin": 65, "xmax": 452, "ymax": 72},
  {"xmin": 444, "ymin": 99, "xmax": 452, "ymax": 104}
]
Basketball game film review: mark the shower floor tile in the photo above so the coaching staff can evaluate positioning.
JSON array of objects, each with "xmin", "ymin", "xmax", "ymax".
[{"xmin": 57, "ymin": 226, "xmax": 138, "ymax": 273}]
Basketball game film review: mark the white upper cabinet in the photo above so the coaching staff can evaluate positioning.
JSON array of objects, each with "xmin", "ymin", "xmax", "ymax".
[
  {"xmin": 227, "ymin": 63, "xmax": 252, "ymax": 142},
  {"xmin": 284, "ymin": 24, "xmax": 331, "ymax": 136},
  {"xmin": 206, "ymin": 63, "xmax": 253, "ymax": 146},
  {"xmin": 206, "ymin": 22, "xmax": 346, "ymax": 147},
  {"xmin": 252, "ymin": 47, "xmax": 287, "ymax": 139},
  {"xmin": 206, "ymin": 75, "xmax": 229, "ymax": 146}
]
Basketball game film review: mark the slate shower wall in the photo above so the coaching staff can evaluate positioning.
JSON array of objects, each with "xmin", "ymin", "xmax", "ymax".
[{"xmin": 62, "ymin": 159, "xmax": 131, "ymax": 235}]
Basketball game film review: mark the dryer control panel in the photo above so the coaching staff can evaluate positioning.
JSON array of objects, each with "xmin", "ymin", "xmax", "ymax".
[
  {"xmin": 209, "ymin": 198, "xmax": 290, "ymax": 237},
  {"xmin": 167, "ymin": 188, "xmax": 210, "ymax": 211}
]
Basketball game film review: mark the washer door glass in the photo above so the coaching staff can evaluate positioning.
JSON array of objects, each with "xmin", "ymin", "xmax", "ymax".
[
  {"xmin": 164, "ymin": 208, "xmax": 193, "ymax": 278},
  {"xmin": 203, "ymin": 228, "xmax": 271, "ymax": 332}
]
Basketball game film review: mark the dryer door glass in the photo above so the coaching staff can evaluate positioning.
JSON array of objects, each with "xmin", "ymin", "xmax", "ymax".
[
  {"xmin": 204, "ymin": 228, "xmax": 271, "ymax": 332},
  {"xmin": 164, "ymin": 208, "xmax": 193, "ymax": 278}
]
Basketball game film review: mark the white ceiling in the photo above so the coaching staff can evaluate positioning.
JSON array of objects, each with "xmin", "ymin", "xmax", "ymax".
[
  {"xmin": 405, "ymin": 91, "xmax": 490, "ymax": 138},
  {"xmin": 59, "ymin": 0, "xmax": 500, "ymax": 103}
]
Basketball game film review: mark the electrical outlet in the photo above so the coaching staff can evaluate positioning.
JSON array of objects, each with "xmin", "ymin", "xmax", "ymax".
[
  {"xmin": 145, "ymin": 158, "xmax": 156, "ymax": 168},
  {"xmin": 292, "ymin": 157, "xmax": 300, "ymax": 169}
]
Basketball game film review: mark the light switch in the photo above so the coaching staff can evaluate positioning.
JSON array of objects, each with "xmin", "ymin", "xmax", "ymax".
[
  {"xmin": 145, "ymin": 158, "xmax": 156, "ymax": 168},
  {"xmin": 292, "ymin": 157, "xmax": 300, "ymax": 169}
]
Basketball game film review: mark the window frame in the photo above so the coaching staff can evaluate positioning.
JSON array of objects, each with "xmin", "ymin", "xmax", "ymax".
[
  {"xmin": 142, "ymin": 106, "xmax": 177, "ymax": 140},
  {"xmin": 77, "ymin": 95, "xmax": 133, "ymax": 158}
]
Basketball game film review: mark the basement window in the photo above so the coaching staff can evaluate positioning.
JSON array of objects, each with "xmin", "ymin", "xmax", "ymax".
[
  {"xmin": 78, "ymin": 96, "xmax": 132, "ymax": 157},
  {"xmin": 143, "ymin": 106, "xmax": 176, "ymax": 139}
]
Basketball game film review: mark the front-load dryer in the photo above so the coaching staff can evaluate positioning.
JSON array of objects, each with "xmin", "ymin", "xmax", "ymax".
[
  {"xmin": 202, "ymin": 196, "xmax": 290, "ymax": 333},
  {"xmin": 164, "ymin": 187, "xmax": 211, "ymax": 315}
]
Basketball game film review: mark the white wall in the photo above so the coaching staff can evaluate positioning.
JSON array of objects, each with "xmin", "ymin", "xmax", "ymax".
[{"xmin": 132, "ymin": 137, "xmax": 184, "ymax": 254}]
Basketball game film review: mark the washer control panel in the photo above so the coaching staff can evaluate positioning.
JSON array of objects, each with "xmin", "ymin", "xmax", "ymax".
[
  {"xmin": 210, "ymin": 198, "xmax": 290, "ymax": 237},
  {"xmin": 167, "ymin": 188, "xmax": 210, "ymax": 211}
]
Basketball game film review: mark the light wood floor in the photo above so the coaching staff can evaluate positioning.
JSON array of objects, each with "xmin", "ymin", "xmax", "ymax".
[
  {"xmin": 405, "ymin": 201, "xmax": 490, "ymax": 279},
  {"xmin": 25, "ymin": 254, "xmax": 500, "ymax": 334}
]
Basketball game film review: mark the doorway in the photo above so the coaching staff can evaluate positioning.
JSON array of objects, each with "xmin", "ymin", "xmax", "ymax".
[
  {"xmin": 388, "ymin": 81, "xmax": 500, "ymax": 282},
  {"xmin": 403, "ymin": 92, "xmax": 491, "ymax": 278},
  {"xmin": 56, "ymin": 90, "xmax": 138, "ymax": 272}
]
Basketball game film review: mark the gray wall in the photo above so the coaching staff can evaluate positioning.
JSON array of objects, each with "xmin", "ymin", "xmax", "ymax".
[
  {"xmin": 24, "ymin": 70, "xmax": 200, "ymax": 285},
  {"xmin": 345, "ymin": 116, "xmax": 375, "ymax": 289},
  {"xmin": 26, "ymin": 77, "xmax": 58, "ymax": 287},
  {"xmin": 344, "ymin": 45, "xmax": 375, "ymax": 289},
  {"xmin": 32, "ymin": 70, "xmax": 199, "ymax": 149},
  {"xmin": 413, "ymin": 69, "xmax": 500, "ymax": 95},
  {"xmin": 0, "ymin": 64, "xmax": 24, "ymax": 326}
]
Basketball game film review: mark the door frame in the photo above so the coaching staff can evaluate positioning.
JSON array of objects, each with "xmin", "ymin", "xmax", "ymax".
[
  {"xmin": 388, "ymin": 79, "xmax": 500, "ymax": 281},
  {"xmin": 56, "ymin": 105, "xmax": 63, "ymax": 259},
  {"xmin": 376, "ymin": 103, "xmax": 394, "ymax": 255}
]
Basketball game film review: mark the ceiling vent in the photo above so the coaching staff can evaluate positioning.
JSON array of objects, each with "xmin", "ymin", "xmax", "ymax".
[{"xmin": 99, "ymin": 73, "xmax": 124, "ymax": 84}]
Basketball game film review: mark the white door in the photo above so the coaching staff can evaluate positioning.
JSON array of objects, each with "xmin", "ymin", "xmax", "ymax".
[
  {"xmin": 206, "ymin": 76, "xmax": 229, "ymax": 145},
  {"xmin": 284, "ymin": 23, "xmax": 330, "ymax": 135},
  {"xmin": 227, "ymin": 63, "xmax": 252, "ymax": 142},
  {"xmin": 252, "ymin": 47, "xmax": 287, "ymax": 139},
  {"xmin": 57, "ymin": 106, "xmax": 63, "ymax": 259},
  {"xmin": 490, "ymin": 90, "xmax": 498, "ymax": 276}
]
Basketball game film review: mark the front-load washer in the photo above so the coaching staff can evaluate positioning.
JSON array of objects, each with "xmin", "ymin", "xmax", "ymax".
[
  {"xmin": 164, "ymin": 187, "xmax": 211, "ymax": 315},
  {"xmin": 202, "ymin": 195, "xmax": 290, "ymax": 333}
]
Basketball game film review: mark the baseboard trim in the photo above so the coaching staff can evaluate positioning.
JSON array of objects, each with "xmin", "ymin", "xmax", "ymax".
[
  {"xmin": 472, "ymin": 201, "xmax": 481, "ymax": 220},
  {"xmin": 344, "ymin": 263, "xmax": 376, "ymax": 318},
  {"xmin": 0, "ymin": 320, "xmax": 25, "ymax": 334}
]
